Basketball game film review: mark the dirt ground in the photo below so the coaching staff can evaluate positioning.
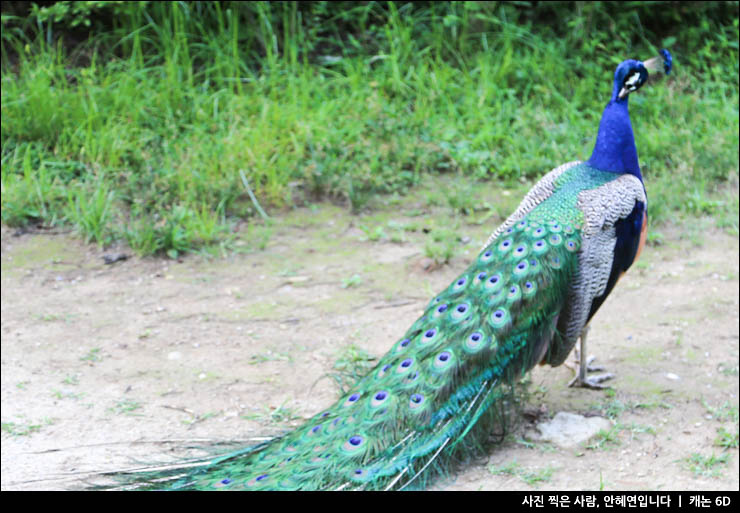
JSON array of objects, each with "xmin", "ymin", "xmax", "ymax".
[{"xmin": 1, "ymin": 193, "xmax": 738, "ymax": 491}]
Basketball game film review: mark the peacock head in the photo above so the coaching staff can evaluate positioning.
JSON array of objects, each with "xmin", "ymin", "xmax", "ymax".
[{"xmin": 613, "ymin": 49, "xmax": 672, "ymax": 102}]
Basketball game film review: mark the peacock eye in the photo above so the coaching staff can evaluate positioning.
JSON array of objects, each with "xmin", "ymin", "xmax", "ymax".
[{"xmin": 623, "ymin": 69, "xmax": 644, "ymax": 91}]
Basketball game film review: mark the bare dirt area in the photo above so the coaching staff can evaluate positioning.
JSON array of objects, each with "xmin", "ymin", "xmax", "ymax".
[{"xmin": 1, "ymin": 196, "xmax": 738, "ymax": 491}]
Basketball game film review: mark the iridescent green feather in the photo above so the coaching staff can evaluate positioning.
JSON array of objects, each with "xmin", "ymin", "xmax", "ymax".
[
  {"xmin": 96, "ymin": 163, "xmax": 632, "ymax": 491},
  {"xmin": 158, "ymin": 206, "xmax": 592, "ymax": 490}
]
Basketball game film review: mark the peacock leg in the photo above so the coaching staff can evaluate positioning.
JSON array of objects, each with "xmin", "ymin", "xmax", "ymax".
[{"xmin": 567, "ymin": 325, "xmax": 615, "ymax": 389}]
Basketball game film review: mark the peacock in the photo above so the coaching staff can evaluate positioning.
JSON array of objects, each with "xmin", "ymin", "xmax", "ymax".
[{"xmin": 112, "ymin": 50, "xmax": 672, "ymax": 491}]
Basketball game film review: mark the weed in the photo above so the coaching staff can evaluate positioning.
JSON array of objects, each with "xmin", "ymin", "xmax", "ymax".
[
  {"xmin": 242, "ymin": 403, "xmax": 302, "ymax": 426},
  {"xmin": 622, "ymin": 422, "xmax": 657, "ymax": 441},
  {"xmin": 80, "ymin": 347, "xmax": 102, "ymax": 362},
  {"xmin": 341, "ymin": 274, "xmax": 362, "ymax": 289},
  {"xmin": 586, "ymin": 425, "xmax": 622, "ymax": 451},
  {"xmin": 594, "ymin": 398, "xmax": 629, "ymax": 420},
  {"xmin": 515, "ymin": 439, "xmax": 557, "ymax": 453},
  {"xmin": 64, "ymin": 182, "xmax": 115, "ymax": 246},
  {"xmin": 702, "ymin": 400, "xmax": 739, "ymax": 423},
  {"xmin": 718, "ymin": 363, "xmax": 739, "ymax": 377},
  {"xmin": 359, "ymin": 224, "xmax": 387, "ymax": 242},
  {"xmin": 489, "ymin": 460, "xmax": 556, "ymax": 486},
  {"xmin": 249, "ymin": 350, "xmax": 292, "ymax": 365},
  {"xmin": 684, "ymin": 452, "xmax": 729, "ymax": 478},
  {"xmin": 424, "ymin": 227, "xmax": 460, "ymax": 265},
  {"xmin": 714, "ymin": 427, "xmax": 739, "ymax": 449},
  {"xmin": 1, "ymin": 417, "xmax": 55, "ymax": 436},
  {"xmin": 62, "ymin": 375, "xmax": 80, "ymax": 385},
  {"xmin": 108, "ymin": 399, "xmax": 143, "ymax": 416},
  {"xmin": 329, "ymin": 343, "xmax": 377, "ymax": 393},
  {"xmin": 51, "ymin": 389, "xmax": 82, "ymax": 400},
  {"xmin": 181, "ymin": 411, "xmax": 219, "ymax": 426}
]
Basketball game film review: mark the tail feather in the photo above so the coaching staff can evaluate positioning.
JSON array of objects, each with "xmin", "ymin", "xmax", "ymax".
[{"xmin": 106, "ymin": 216, "xmax": 580, "ymax": 490}]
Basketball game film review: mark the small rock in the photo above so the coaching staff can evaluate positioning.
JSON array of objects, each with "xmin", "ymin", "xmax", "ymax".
[
  {"xmin": 102, "ymin": 253, "xmax": 129, "ymax": 265},
  {"xmin": 665, "ymin": 372, "xmax": 680, "ymax": 381},
  {"xmin": 536, "ymin": 411, "xmax": 612, "ymax": 449},
  {"xmin": 168, "ymin": 351, "xmax": 182, "ymax": 360}
]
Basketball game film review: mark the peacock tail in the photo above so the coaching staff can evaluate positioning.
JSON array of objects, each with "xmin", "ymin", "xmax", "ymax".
[{"xmin": 107, "ymin": 50, "xmax": 672, "ymax": 491}]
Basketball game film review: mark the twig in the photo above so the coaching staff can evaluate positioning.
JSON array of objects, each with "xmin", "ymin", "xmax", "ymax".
[
  {"xmin": 21, "ymin": 438, "xmax": 269, "ymax": 454},
  {"xmin": 239, "ymin": 169, "xmax": 270, "ymax": 220},
  {"xmin": 373, "ymin": 300, "xmax": 417, "ymax": 309}
]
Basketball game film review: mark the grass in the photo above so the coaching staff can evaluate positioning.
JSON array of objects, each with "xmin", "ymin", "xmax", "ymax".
[
  {"xmin": 489, "ymin": 460, "xmax": 556, "ymax": 486},
  {"xmin": 242, "ymin": 403, "xmax": 302, "ymax": 426},
  {"xmin": 328, "ymin": 343, "xmax": 378, "ymax": 393},
  {"xmin": 1, "ymin": 2, "xmax": 737, "ymax": 256},
  {"xmin": 108, "ymin": 399, "xmax": 143, "ymax": 416},
  {"xmin": 248, "ymin": 350, "xmax": 292, "ymax": 365},
  {"xmin": 702, "ymin": 399, "xmax": 740, "ymax": 451},
  {"xmin": 427, "ymin": 226, "xmax": 462, "ymax": 262},
  {"xmin": 714, "ymin": 427, "xmax": 739, "ymax": 449},
  {"xmin": 591, "ymin": 394, "xmax": 672, "ymax": 420},
  {"xmin": 515, "ymin": 438, "xmax": 557, "ymax": 453},
  {"xmin": 584, "ymin": 421, "xmax": 657, "ymax": 451},
  {"xmin": 1, "ymin": 417, "xmax": 56, "ymax": 437},
  {"xmin": 341, "ymin": 273, "xmax": 363, "ymax": 289},
  {"xmin": 51, "ymin": 388, "xmax": 82, "ymax": 400},
  {"xmin": 180, "ymin": 411, "xmax": 219, "ymax": 427},
  {"xmin": 684, "ymin": 452, "xmax": 730, "ymax": 478},
  {"xmin": 62, "ymin": 375, "xmax": 79, "ymax": 385},
  {"xmin": 80, "ymin": 347, "xmax": 102, "ymax": 362},
  {"xmin": 703, "ymin": 400, "xmax": 740, "ymax": 423},
  {"xmin": 586, "ymin": 425, "xmax": 622, "ymax": 451}
]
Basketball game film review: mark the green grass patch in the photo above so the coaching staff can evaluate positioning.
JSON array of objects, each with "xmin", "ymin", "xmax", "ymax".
[
  {"xmin": 586, "ymin": 425, "xmax": 622, "ymax": 451},
  {"xmin": 489, "ymin": 460, "xmax": 556, "ymax": 486},
  {"xmin": 714, "ymin": 427, "xmax": 739, "ymax": 450},
  {"xmin": 80, "ymin": 347, "xmax": 103, "ymax": 362},
  {"xmin": 242, "ymin": 402, "xmax": 302, "ymax": 426},
  {"xmin": 108, "ymin": 399, "xmax": 143, "ymax": 416},
  {"xmin": 683, "ymin": 452, "xmax": 730, "ymax": 478},
  {"xmin": 2, "ymin": 2, "xmax": 737, "ymax": 255},
  {"xmin": 329, "ymin": 343, "xmax": 378, "ymax": 393},
  {"xmin": 1, "ymin": 417, "xmax": 56, "ymax": 436}
]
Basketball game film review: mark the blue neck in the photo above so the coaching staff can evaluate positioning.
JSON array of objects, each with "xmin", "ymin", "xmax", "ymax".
[{"xmin": 587, "ymin": 95, "xmax": 642, "ymax": 180}]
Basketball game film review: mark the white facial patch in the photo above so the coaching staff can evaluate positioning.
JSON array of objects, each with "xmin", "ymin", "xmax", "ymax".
[{"xmin": 624, "ymin": 71, "xmax": 641, "ymax": 90}]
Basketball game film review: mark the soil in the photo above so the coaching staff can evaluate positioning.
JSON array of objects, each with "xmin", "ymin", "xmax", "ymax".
[{"xmin": 1, "ymin": 195, "xmax": 738, "ymax": 491}]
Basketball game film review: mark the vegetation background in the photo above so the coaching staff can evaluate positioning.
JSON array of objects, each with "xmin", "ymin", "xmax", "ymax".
[{"xmin": 1, "ymin": 1, "xmax": 738, "ymax": 258}]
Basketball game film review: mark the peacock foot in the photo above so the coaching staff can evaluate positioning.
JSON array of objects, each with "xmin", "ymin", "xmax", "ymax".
[{"xmin": 566, "ymin": 348, "xmax": 614, "ymax": 389}]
